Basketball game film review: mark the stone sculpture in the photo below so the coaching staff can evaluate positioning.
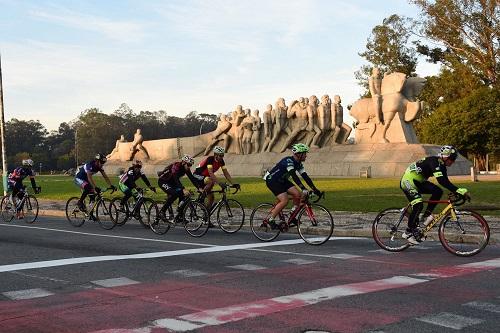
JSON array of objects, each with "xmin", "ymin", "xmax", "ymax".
[
  {"xmin": 306, "ymin": 95, "xmax": 321, "ymax": 148},
  {"xmin": 129, "ymin": 129, "xmax": 150, "ymax": 160},
  {"xmin": 204, "ymin": 113, "xmax": 232, "ymax": 155},
  {"xmin": 280, "ymin": 97, "xmax": 309, "ymax": 152},
  {"xmin": 317, "ymin": 94, "xmax": 332, "ymax": 145},
  {"xmin": 331, "ymin": 95, "xmax": 344, "ymax": 144},
  {"xmin": 261, "ymin": 104, "xmax": 274, "ymax": 152},
  {"xmin": 267, "ymin": 98, "xmax": 289, "ymax": 152},
  {"xmin": 250, "ymin": 109, "xmax": 261, "ymax": 153},
  {"xmin": 107, "ymin": 134, "xmax": 126, "ymax": 159}
]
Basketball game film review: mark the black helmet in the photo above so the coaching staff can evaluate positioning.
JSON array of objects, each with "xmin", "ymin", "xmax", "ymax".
[
  {"xmin": 439, "ymin": 145, "xmax": 458, "ymax": 161},
  {"xmin": 95, "ymin": 153, "xmax": 107, "ymax": 163}
]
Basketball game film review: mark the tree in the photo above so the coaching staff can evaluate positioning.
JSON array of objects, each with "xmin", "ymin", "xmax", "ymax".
[
  {"xmin": 4, "ymin": 119, "xmax": 48, "ymax": 169},
  {"xmin": 355, "ymin": 14, "xmax": 418, "ymax": 94},
  {"xmin": 417, "ymin": 86, "xmax": 500, "ymax": 170},
  {"xmin": 411, "ymin": 0, "xmax": 499, "ymax": 86}
]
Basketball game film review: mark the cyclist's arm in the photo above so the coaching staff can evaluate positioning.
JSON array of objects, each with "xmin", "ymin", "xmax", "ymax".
[
  {"xmin": 29, "ymin": 175, "xmax": 37, "ymax": 189},
  {"xmin": 140, "ymin": 174, "xmax": 152, "ymax": 188},
  {"xmin": 221, "ymin": 167, "xmax": 234, "ymax": 185},
  {"xmin": 433, "ymin": 167, "xmax": 458, "ymax": 193},
  {"xmin": 186, "ymin": 169, "xmax": 200, "ymax": 189},
  {"xmin": 207, "ymin": 165, "xmax": 219, "ymax": 184},
  {"xmin": 87, "ymin": 171, "xmax": 97, "ymax": 189},
  {"xmin": 290, "ymin": 171, "xmax": 306, "ymax": 191},
  {"xmin": 300, "ymin": 171, "xmax": 319, "ymax": 192},
  {"xmin": 100, "ymin": 170, "xmax": 114, "ymax": 188}
]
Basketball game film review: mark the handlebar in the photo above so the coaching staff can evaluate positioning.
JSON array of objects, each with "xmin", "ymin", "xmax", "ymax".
[{"xmin": 448, "ymin": 192, "xmax": 469, "ymax": 206}]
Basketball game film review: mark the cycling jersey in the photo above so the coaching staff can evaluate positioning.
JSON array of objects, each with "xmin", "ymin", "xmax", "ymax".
[
  {"xmin": 75, "ymin": 161, "xmax": 103, "ymax": 181},
  {"xmin": 401, "ymin": 156, "xmax": 458, "ymax": 193},
  {"xmin": 194, "ymin": 156, "xmax": 225, "ymax": 178},
  {"xmin": 119, "ymin": 166, "xmax": 151, "ymax": 189},
  {"xmin": 264, "ymin": 156, "xmax": 306, "ymax": 183},
  {"xmin": 158, "ymin": 161, "xmax": 197, "ymax": 189},
  {"xmin": 8, "ymin": 167, "xmax": 34, "ymax": 182}
]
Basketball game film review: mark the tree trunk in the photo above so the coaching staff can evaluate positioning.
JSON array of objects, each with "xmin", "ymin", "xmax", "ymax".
[{"xmin": 474, "ymin": 154, "xmax": 487, "ymax": 171}]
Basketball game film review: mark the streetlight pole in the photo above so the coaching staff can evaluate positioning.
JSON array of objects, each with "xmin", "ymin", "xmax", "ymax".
[
  {"xmin": 75, "ymin": 127, "xmax": 78, "ymax": 169},
  {"xmin": 0, "ymin": 54, "xmax": 8, "ymax": 195}
]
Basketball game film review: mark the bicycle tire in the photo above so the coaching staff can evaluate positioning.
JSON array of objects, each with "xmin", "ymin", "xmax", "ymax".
[
  {"xmin": 216, "ymin": 198, "xmax": 245, "ymax": 233},
  {"xmin": 297, "ymin": 203, "xmax": 334, "ymax": 245},
  {"xmin": 148, "ymin": 201, "xmax": 170, "ymax": 235},
  {"xmin": 250, "ymin": 203, "xmax": 280, "ymax": 242},
  {"xmin": 110, "ymin": 197, "xmax": 129, "ymax": 226},
  {"xmin": 23, "ymin": 195, "xmax": 39, "ymax": 224},
  {"xmin": 65, "ymin": 197, "xmax": 86, "ymax": 227},
  {"xmin": 96, "ymin": 198, "xmax": 116, "ymax": 230},
  {"xmin": 1, "ymin": 196, "xmax": 14, "ymax": 222},
  {"xmin": 183, "ymin": 201, "xmax": 209, "ymax": 237},
  {"xmin": 372, "ymin": 207, "xmax": 410, "ymax": 252},
  {"xmin": 439, "ymin": 209, "xmax": 490, "ymax": 257},
  {"xmin": 137, "ymin": 198, "xmax": 155, "ymax": 228}
]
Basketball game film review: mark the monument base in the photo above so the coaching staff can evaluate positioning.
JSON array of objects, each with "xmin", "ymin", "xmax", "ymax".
[{"xmin": 105, "ymin": 143, "xmax": 471, "ymax": 178}]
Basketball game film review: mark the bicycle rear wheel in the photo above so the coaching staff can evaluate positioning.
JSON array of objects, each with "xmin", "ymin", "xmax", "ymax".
[
  {"xmin": 439, "ymin": 209, "xmax": 490, "ymax": 257},
  {"xmin": 1, "ymin": 196, "xmax": 14, "ymax": 222},
  {"xmin": 137, "ymin": 198, "xmax": 155, "ymax": 228},
  {"xmin": 183, "ymin": 201, "xmax": 209, "ymax": 237},
  {"xmin": 23, "ymin": 195, "xmax": 39, "ymax": 224},
  {"xmin": 65, "ymin": 197, "xmax": 86, "ymax": 227},
  {"xmin": 217, "ymin": 198, "xmax": 245, "ymax": 233},
  {"xmin": 96, "ymin": 198, "xmax": 116, "ymax": 230},
  {"xmin": 250, "ymin": 203, "xmax": 280, "ymax": 242},
  {"xmin": 148, "ymin": 202, "xmax": 170, "ymax": 235},
  {"xmin": 109, "ymin": 198, "xmax": 129, "ymax": 226},
  {"xmin": 297, "ymin": 204, "xmax": 334, "ymax": 245},
  {"xmin": 372, "ymin": 207, "xmax": 410, "ymax": 252}
]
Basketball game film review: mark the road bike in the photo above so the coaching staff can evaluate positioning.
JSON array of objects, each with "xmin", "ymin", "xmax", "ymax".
[
  {"xmin": 372, "ymin": 193, "xmax": 490, "ymax": 257},
  {"xmin": 108, "ymin": 187, "xmax": 157, "ymax": 228},
  {"xmin": 65, "ymin": 187, "xmax": 116, "ymax": 230},
  {"xmin": 0, "ymin": 186, "xmax": 41, "ymax": 223},
  {"xmin": 250, "ymin": 191, "xmax": 334, "ymax": 245},
  {"xmin": 148, "ymin": 191, "xmax": 209, "ymax": 236}
]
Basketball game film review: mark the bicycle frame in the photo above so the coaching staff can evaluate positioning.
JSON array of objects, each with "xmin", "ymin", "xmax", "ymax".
[{"xmin": 420, "ymin": 200, "xmax": 457, "ymax": 234}]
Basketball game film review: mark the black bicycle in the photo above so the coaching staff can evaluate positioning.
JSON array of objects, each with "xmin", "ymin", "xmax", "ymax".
[
  {"xmin": 109, "ymin": 187, "xmax": 157, "ymax": 228},
  {"xmin": 65, "ymin": 187, "xmax": 116, "ymax": 230},
  {"xmin": 1, "ymin": 186, "xmax": 41, "ymax": 223}
]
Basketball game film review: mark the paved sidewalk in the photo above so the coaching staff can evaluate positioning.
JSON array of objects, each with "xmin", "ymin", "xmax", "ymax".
[{"xmin": 38, "ymin": 199, "xmax": 499, "ymax": 244}]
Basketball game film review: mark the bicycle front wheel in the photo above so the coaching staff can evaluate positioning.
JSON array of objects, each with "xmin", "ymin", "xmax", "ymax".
[
  {"xmin": 96, "ymin": 198, "xmax": 116, "ymax": 230},
  {"xmin": 1, "ymin": 196, "xmax": 14, "ymax": 222},
  {"xmin": 297, "ymin": 204, "xmax": 334, "ymax": 245},
  {"xmin": 439, "ymin": 209, "xmax": 490, "ymax": 257},
  {"xmin": 217, "ymin": 199, "xmax": 245, "ymax": 233},
  {"xmin": 137, "ymin": 198, "xmax": 156, "ymax": 228},
  {"xmin": 250, "ymin": 203, "xmax": 280, "ymax": 242},
  {"xmin": 22, "ymin": 195, "xmax": 39, "ymax": 224},
  {"xmin": 183, "ymin": 201, "xmax": 209, "ymax": 237},
  {"xmin": 109, "ymin": 198, "xmax": 129, "ymax": 226},
  {"xmin": 149, "ymin": 202, "xmax": 170, "ymax": 235},
  {"xmin": 372, "ymin": 207, "xmax": 410, "ymax": 252},
  {"xmin": 65, "ymin": 197, "xmax": 86, "ymax": 227}
]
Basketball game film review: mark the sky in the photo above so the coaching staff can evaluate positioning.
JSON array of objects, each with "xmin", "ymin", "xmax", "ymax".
[{"xmin": 0, "ymin": 0, "xmax": 439, "ymax": 131}]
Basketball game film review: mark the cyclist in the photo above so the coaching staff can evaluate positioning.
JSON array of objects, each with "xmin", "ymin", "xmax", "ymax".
[
  {"xmin": 7, "ymin": 159, "xmax": 41, "ymax": 218},
  {"xmin": 74, "ymin": 153, "xmax": 116, "ymax": 211},
  {"xmin": 400, "ymin": 145, "xmax": 469, "ymax": 245},
  {"xmin": 263, "ymin": 143, "xmax": 322, "ymax": 229},
  {"xmin": 193, "ymin": 146, "xmax": 239, "ymax": 211},
  {"xmin": 157, "ymin": 154, "xmax": 202, "ymax": 219},
  {"xmin": 118, "ymin": 160, "xmax": 156, "ymax": 210}
]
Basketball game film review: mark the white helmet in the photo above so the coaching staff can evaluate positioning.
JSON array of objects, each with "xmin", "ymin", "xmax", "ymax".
[
  {"xmin": 213, "ymin": 146, "xmax": 225, "ymax": 155},
  {"xmin": 22, "ymin": 159, "xmax": 34, "ymax": 167},
  {"xmin": 181, "ymin": 154, "xmax": 194, "ymax": 165}
]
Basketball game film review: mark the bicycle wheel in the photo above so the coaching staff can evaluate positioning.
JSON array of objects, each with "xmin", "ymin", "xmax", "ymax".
[
  {"xmin": 250, "ymin": 203, "xmax": 280, "ymax": 242},
  {"xmin": 216, "ymin": 198, "xmax": 245, "ymax": 233},
  {"xmin": 297, "ymin": 204, "xmax": 334, "ymax": 245},
  {"xmin": 1, "ymin": 196, "xmax": 14, "ymax": 222},
  {"xmin": 96, "ymin": 198, "xmax": 116, "ymax": 230},
  {"xmin": 183, "ymin": 201, "xmax": 209, "ymax": 237},
  {"xmin": 65, "ymin": 197, "xmax": 86, "ymax": 227},
  {"xmin": 149, "ymin": 202, "xmax": 170, "ymax": 235},
  {"xmin": 109, "ymin": 198, "xmax": 129, "ymax": 226},
  {"xmin": 372, "ymin": 207, "xmax": 410, "ymax": 252},
  {"xmin": 136, "ymin": 198, "xmax": 156, "ymax": 228},
  {"xmin": 439, "ymin": 209, "xmax": 490, "ymax": 257},
  {"xmin": 23, "ymin": 195, "xmax": 39, "ymax": 224}
]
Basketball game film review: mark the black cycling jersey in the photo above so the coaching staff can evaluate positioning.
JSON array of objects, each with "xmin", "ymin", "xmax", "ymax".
[{"xmin": 404, "ymin": 156, "xmax": 458, "ymax": 192}]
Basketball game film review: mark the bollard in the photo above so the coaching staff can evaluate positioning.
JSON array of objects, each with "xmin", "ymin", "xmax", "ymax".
[{"xmin": 470, "ymin": 166, "xmax": 478, "ymax": 182}]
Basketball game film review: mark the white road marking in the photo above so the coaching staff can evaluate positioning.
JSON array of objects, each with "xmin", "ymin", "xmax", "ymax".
[
  {"xmin": 282, "ymin": 258, "xmax": 317, "ymax": 265},
  {"xmin": 167, "ymin": 269, "xmax": 208, "ymax": 277},
  {"xmin": 464, "ymin": 301, "xmax": 500, "ymax": 313},
  {"xmin": 416, "ymin": 312, "xmax": 484, "ymax": 329},
  {"xmin": 328, "ymin": 253, "xmax": 362, "ymax": 259},
  {"xmin": 228, "ymin": 264, "xmax": 267, "ymax": 271},
  {"xmin": 91, "ymin": 277, "xmax": 139, "ymax": 288},
  {"xmin": 2, "ymin": 288, "xmax": 54, "ymax": 300}
]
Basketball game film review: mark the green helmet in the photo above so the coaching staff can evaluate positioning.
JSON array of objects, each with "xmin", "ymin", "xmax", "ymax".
[{"xmin": 291, "ymin": 143, "xmax": 309, "ymax": 154}]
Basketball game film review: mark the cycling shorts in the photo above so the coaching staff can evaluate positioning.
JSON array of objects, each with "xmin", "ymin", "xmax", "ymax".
[{"xmin": 266, "ymin": 179, "xmax": 295, "ymax": 196}]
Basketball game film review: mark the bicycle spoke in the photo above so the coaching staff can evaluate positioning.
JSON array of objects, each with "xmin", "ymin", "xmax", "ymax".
[
  {"xmin": 250, "ymin": 203, "xmax": 280, "ymax": 242},
  {"xmin": 183, "ymin": 201, "xmax": 209, "ymax": 237},
  {"xmin": 96, "ymin": 198, "xmax": 116, "ymax": 230},
  {"xmin": 372, "ymin": 207, "xmax": 410, "ymax": 252},
  {"xmin": 65, "ymin": 197, "xmax": 86, "ymax": 227},
  {"xmin": 297, "ymin": 204, "xmax": 334, "ymax": 245},
  {"xmin": 23, "ymin": 195, "xmax": 39, "ymax": 224},
  {"xmin": 0, "ymin": 196, "xmax": 14, "ymax": 222},
  {"xmin": 217, "ymin": 199, "xmax": 245, "ymax": 233}
]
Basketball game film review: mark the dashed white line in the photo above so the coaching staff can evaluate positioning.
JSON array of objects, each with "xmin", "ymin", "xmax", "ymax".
[
  {"xmin": 2, "ymin": 288, "xmax": 54, "ymax": 300},
  {"xmin": 416, "ymin": 312, "xmax": 484, "ymax": 330},
  {"xmin": 91, "ymin": 277, "xmax": 139, "ymax": 288},
  {"xmin": 228, "ymin": 264, "xmax": 267, "ymax": 271},
  {"xmin": 282, "ymin": 258, "xmax": 317, "ymax": 265},
  {"xmin": 167, "ymin": 269, "xmax": 208, "ymax": 277},
  {"xmin": 464, "ymin": 301, "xmax": 500, "ymax": 313},
  {"xmin": 328, "ymin": 253, "xmax": 362, "ymax": 259}
]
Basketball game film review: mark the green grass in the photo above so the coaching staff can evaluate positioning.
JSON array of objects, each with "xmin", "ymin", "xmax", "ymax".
[{"xmin": 4, "ymin": 175, "xmax": 499, "ymax": 215}]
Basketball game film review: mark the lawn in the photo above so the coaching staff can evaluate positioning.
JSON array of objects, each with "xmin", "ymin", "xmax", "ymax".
[{"xmin": 5, "ymin": 175, "xmax": 499, "ymax": 215}]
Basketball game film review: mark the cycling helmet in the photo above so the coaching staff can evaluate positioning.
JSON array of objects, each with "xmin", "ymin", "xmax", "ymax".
[
  {"xmin": 133, "ymin": 160, "xmax": 143, "ymax": 168},
  {"xmin": 213, "ymin": 146, "xmax": 225, "ymax": 155},
  {"xmin": 291, "ymin": 143, "xmax": 309, "ymax": 154},
  {"xmin": 95, "ymin": 153, "xmax": 107, "ymax": 163},
  {"xmin": 439, "ymin": 145, "xmax": 458, "ymax": 161},
  {"xmin": 181, "ymin": 154, "xmax": 194, "ymax": 165},
  {"xmin": 22, "ymin": 159, "xmax": 34, "ymax": 167}
]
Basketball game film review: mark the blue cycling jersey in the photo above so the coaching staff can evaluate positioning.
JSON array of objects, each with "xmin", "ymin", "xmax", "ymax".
[
  {"xmin": 265, "ymin": 156, "xmax": 305, "ymax": 183},
  {"xmin": 75, "ymin": 161, "xmax": 103, "ymax": 181}
]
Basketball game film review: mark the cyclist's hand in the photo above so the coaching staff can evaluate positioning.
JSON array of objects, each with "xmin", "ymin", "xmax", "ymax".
[
  {"xmin": 301, "ymin": 189, "xmax": 309, "ymax": 197},
  {"xmin": 110, "ymin": 185, "xmax": 117, "ymax": 192},
  {"xmin": 94, "ymin": 187, "xmax": 102, "ymax": 194},
  {"xmin": 313, "ymin": 189, "xmax": 322, "ymax": 197},
  {"xmin": 149, "ymin": 186, "xmax": 156, "ymax": 193},
  {"xmin": 220, "ymin": 182, "xmax": 228, "ymax": 189},
  {"xmin": 198, "ymin": 187, "xmax": 205, "ymax": 193},
  {"xmin": 464, "ymin": 192, "xmax": 471, "ymax": 202},
  {"xmin": 232, "ymin": 183, "xmax": 241, "ymax": 190}
]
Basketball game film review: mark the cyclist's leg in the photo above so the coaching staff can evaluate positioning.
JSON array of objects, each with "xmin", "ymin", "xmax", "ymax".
[
  {"xmin": 158, "ymin": 179, "xmax": 178, "ymax": 218},
  {"xmin": 287, "ymin": 183, "xmax": 301, "ymax": 224},
  {"xmin": 203, "ymin": 177, "xmax": 216, "ymax": 210},
  {"xmin": 400, "ymin": 177, "xmax": 423, "ymax": 244},
  {"xmin": 415, "ymin": 180, "xmax": 443, "ymax": 218},
  {"xmin": 119, "ymin": 183, "xmax": 132, "ymax": 207},
  {"xmin": 266, "ymin": 180, "xmax": 290, "ymax": 228}
]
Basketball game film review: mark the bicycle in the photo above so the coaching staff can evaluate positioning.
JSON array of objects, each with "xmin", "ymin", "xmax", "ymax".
[
  {"xmin": 148, "ymin": 191, "xmax": 209, "ymax": 236},
  {"xmin": 65, "ymin": 187, "xmax": 116, "ymax": 230},
  {"xmin": 187, "ymin": 184, "xmax": 245, "ymax": 237},
  {"xmin": 250, "ymin": 191, "xmax": 334, "ymax": 245},
  {"xmin": 0, "ymin": 186, "xmax": 41, "ymax": 223},
  {"xmin": 372, "ymin": 193, "xmax": 490, "ymax": 257},
  {"xmin": 108, "ymin": 187, "xmax": 157, "ymax": 228}
]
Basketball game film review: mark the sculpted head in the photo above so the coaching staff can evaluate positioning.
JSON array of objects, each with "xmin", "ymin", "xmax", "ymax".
[
  {"xmin": 309, "ymin": 95, "xmax": 318, "ymax": 106},
  {"xmin": 276, "ymin": 97, "xmax": 286, "ymax": 109},
  {"xmin": 321, "ymin": 95, "xmax": 330, "ymax": 105},
  {"xmin": 252, "ymin": 109, "xmax": 259, "ymax": 117},
  {"xmin": 266, "ymin": 104, "xmax": 272, "ymax": 112},
  {"xmin": 334, "ymin": 95, "xmax": 341, "ymax": 105}
]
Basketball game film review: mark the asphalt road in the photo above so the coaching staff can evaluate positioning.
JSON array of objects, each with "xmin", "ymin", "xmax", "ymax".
[{"xmin": 1, "ymin": 216, "xmax": 499, "ymax": 333}]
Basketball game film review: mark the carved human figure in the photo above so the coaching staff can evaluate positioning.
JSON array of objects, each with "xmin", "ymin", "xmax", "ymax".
[
  {"xmin": 331, "ymin": 95, "xmax": 344, "ymax": 144},
  {"xmin": 129, "ymin": 129, "xmax": 150, "ymax": 160},
  {"xmin": 267, "ymin": 97, "xmax": 289, "ymax": 152},
  {"xmin": 241, "ymin": 109, "xmax": 253, "ymax": 154},
  {"xmin": 280, "ymin": 97, "xmax": 309, "ymax": 152},
  {"xmin": 107, "ymin": 134, "xmax": 126, "ymax": 158},
  {"xmin": 204, "ymin": 114, "xmax": 232, "ymax": 155},
  {"xmin": 369, "ymin": 67, "xmax": 383, "ymax": 124},
  {"xmin": 261, "ymin": 104, "xmax": 274, "ymax": 152},
  {"xmin": 317, "ymin": 94, "xmax": 332, "ymax": 144},
  {"xmin": 229, "ymin": 105, "xmax": 246, "ymax": 154},
  {"xmin": 250, "ymin": 109, "xmax": 261, "ymax": 153},
  {"xmin": 306, "ymin": 95, "xmax": 321, "ymax": 148}
]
